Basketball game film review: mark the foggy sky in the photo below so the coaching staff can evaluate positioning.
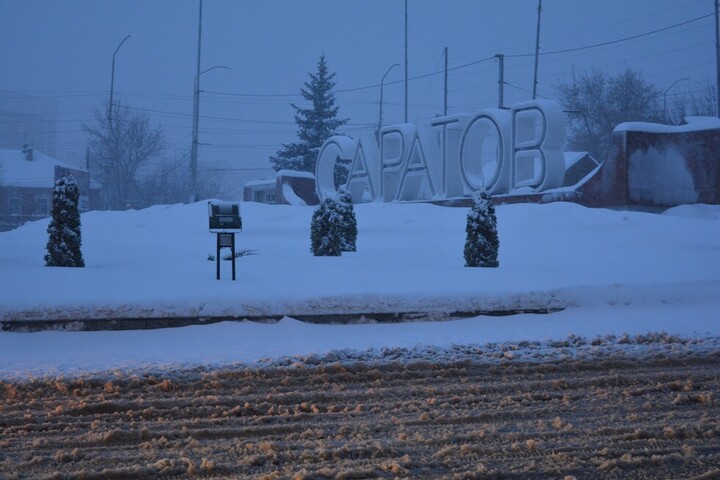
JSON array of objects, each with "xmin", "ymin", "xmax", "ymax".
[{"xmin": 0, "ymin": 0, "xmax": 715, "ymax": 196}]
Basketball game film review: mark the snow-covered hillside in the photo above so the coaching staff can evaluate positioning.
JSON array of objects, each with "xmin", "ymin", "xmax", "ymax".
[{"xmin": 1, "ymin": 201, "xmax": 718, "ymax": 378}]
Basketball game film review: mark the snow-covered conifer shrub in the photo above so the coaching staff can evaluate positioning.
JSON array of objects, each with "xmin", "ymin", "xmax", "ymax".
[
  {"xmin": 336, "ymin": 187, "xmax": 357, "ymax": 252},
  {"xmin": 45, "ymin": 175, "xmax": 85, "ymax": 267},
  {"xmin": 310, "ymin": 197, "xmax": 342, "ymax": 256},
  {"xmin": 464, "ymin": 189, "xmax": 499, "ymax": 268}
]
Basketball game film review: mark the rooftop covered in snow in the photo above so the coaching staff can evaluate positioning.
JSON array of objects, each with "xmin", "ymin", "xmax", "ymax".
[{"xmin": 0, "ymin": 148, "xmax": 86, "ymax": 188}]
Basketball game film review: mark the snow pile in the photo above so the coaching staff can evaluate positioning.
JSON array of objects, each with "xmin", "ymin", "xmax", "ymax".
[
  {"xmin": 663, "ymin": 203, "xmax": 720, "ymax": 221},
  {"xmin": 281, "ymin": 182, "xmax": 307, "ymax": 206},
  {"xmin": 0, "ymin": 200, "xmax": 718, "ymax": 378},
  {"xmin": 1, "ymin": 316, "xmax": 717, "ymax": 380},
  {"xmin": 2, "ymin": 201, "xmax": 719, "ymax": 321}
]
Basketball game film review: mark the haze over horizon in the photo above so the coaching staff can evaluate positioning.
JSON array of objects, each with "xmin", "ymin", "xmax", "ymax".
[{"xmin": 1, "ymin": 0, "xmax": 715, "ymax": 198}]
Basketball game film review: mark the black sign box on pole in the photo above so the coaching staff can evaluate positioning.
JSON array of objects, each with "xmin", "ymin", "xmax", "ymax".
[{"xmin": 208, "ymin": 201, "xmax": 242, "ymax": 280}]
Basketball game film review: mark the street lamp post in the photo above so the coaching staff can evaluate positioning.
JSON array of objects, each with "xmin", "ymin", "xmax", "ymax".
[
  {"xmin": 663, "ymin": 77, "xmax": 689, "ymax": 124},
  {"xmin": 109, "ymin": 35, "xmax": 131, "ymax": 122},
  {"xmin": 378, "ymin": 63, "xmax": 400, "ymax": 138},
  {"xmin": 190, "ymin": 65, "xmax": 230, "ymax": 202}
]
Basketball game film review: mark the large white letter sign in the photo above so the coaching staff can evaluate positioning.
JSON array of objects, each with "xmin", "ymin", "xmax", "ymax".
[
  {"xmin": 380, "ymin": 125, "xmax": 439, "ymax": 201},
  {"xmin": 380, "ymin": 126, "xmax": 408, "ymax": 201},
  {"xmin": 459, "ymin": 109, "xmax": 512, "ymax": 195},
  {"xmin": 316, "ymin": 135, "xmax": 356, "ymax": 199},
  {"xmin": 314, "ymin": 100, "xmax": 568, "ymax": 202},
  {"xmin": 347, "ymin": 132, "xmax": 380, "ymax": 202},
  {"xmin": 511, "ymin": 100, "xmax": 565, "ymax": 192},
  {"xmin": 431, "ymin": 115, "xmax": 471, "ymax": 198}
]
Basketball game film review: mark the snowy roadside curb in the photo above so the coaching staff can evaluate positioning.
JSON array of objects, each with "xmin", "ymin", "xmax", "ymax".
[
  {"xmin": 0, "ymin": 307, "xmax": 564, "ymax": 332},
  {"xmin": 253, "ymin": 332, "xmax": 720, "ymax": 371},
  {"xmin": 3, "ymin": 331, "xmax": 717, "ymax": 382}
]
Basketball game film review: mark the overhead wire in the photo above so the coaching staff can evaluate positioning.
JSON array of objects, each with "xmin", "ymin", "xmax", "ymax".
[
  {"xmin": 2, "ymin": 5, "xmax": 715, "ymax": 168},
  {"xmin": 506, "ymin": 13, "xmax": 713, "ymax": 58}
]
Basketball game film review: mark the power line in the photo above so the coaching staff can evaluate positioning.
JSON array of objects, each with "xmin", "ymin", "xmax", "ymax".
[
  {"xmin": 201, "ymin": 57, "xmax": 497, "ymax": 99},
  {"xmin": 450, "ymin": 0, "xmax": 708, "ymax": 61},
  {"xmin": 119, "ymin": 104, "xmax": 374, "ymax": 127},
  {"xmin": 506, "ymin": 13, "xmax": 713, "ymax": 58},
  {"xmin": 197, "ymin": 11, "xmax": 712, "ymax": 100},
  {"xmin": 2, "ymin": 12, "xmax": 711, "ymax": 112}
]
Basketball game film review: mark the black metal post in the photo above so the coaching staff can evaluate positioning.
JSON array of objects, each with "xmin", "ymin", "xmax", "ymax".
[
  {"xmin": 216, "ymin": 232, "xmax": 236, "ymax": 280},
  {"xmin": 231, "ymin": 235, "xmax": 236, "ymax": 281},
  {"xmin": 532, "ymin": 0, "xmax": 542, "ymax": 99},
  {"xmin": 716, "ymin": 0, "xmax": 720, "ymax": 117},
  {"xmin": 216, "ymin": 233, "xmax": 221, "ymax": 280}
]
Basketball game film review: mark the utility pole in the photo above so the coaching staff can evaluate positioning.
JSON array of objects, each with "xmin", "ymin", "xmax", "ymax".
[
  {"xmin": 378, "ymin": 63, "xmax": 401, "ymax": 138},
  {"xmin": 443, "ymin": 47, "xmax": 448, "ymax": 116},
  {"xmin": 108, "ymin": 35, "xmax": 130, "ymax": 211},
  {"xmin": 404, "ymin": 0, "xmax": 408, "ymax": 123},
  {"xmin": 109, "ymin": 35, "xmax": 131, "ymax": 122},
  {"xmin": 532, "ymin": 0, "xmax": 542, "ymax": 99},
  {"xmin": 716, "ymin": 0, "xmax": 720, "ymax": 117},
  {"xmin": 190, "ymin": 0, "xmax": 203, "ymax": 203},
  {"xmin": 496, "ymin": 54, "xmax": 505, "ymax": 109}
]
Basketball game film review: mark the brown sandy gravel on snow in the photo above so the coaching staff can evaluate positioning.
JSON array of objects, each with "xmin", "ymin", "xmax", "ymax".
[{"xmin": 1, "ymin": 352, "xmax": 719, "ymax": 479}]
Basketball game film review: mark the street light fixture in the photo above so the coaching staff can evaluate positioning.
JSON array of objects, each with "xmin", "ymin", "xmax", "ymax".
[
  {"xmin": 109, "ymin": 35, "xmax": 131, "ymax": 122},
  {"xmin": 190, "ymin": 65, "xmax": 231, "ymax": 202},
  {"xmin": 663, "ymin": 77, "xmax": 689, "ymax": 124},
  {"xmin": 378, "ymin": 63, "xmax": 401, "ymax": 137}
]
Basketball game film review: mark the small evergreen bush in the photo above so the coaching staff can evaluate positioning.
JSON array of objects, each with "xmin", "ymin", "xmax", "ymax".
[
  {"xmin": 464, "ymin": 190, "xmax": 499, "ymax": 268},
  {"xmin": 310, "ymin": 196, "xmax": 343, "ymax": 256},
  {"xmin": 336, "ymin": 187, "xmax": 357, "ymax": 252},
  {"xmin": 45, "ymin": 175, "xmax": 85, "ymax": 267}
]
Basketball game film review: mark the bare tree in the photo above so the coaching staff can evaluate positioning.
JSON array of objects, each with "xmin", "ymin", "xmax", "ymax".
[
  {"xmin": 138, "ymin": 155, "xmax": 220, "ymax": 205},
  {"xmin": 85, "ymin": 104, "xmax": 165, "ymax": 210},
  {"xmin": 668, "ymin": 79, "xmax": 717, "ymax": 125},
  {"xmin": 555, "ymin": 68, "xmax": 662, "ymax": 161}
]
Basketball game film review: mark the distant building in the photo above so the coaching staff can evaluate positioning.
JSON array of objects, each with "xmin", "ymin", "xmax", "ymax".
[
  {"xmin": 0, "ymin": 146, "xmax": 101, "ymax": 231},
  {"xmin": 243, "ymin": 177, "xmax": 277, "ymax": 204},
  {"xmin": 243, "ymin": 170, "xmax": 319, "ymax": 206}
]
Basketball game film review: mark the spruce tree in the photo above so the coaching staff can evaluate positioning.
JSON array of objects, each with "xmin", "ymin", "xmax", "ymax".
[
  {"xmin": 310, "ymin": 196, "xmax": 342, "ymax": 256},
  {"xmin": 464, "ymin": 190, "xmax": 499, "ymax": 268},
  {"xmin": 45, "ymin": 175, "xmax": 85, "ymax": 267},
  {"xmin": 271, "ymin": 54, "xmax": 348, "ymax": 173},
  {"xmin": 336, "ymin": 188, "xmax": 357, "ymax": 252}
]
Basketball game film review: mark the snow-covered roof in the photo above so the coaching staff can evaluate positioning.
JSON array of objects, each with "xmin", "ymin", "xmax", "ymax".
[
  {"xmin": 614, "ymin": 118, "xmax": 720, "ymax": 134},
  {"xmin": 244, "ymin": 177, "xmax": 276, "ymax": 188},
  {"xmin": 683, "ymin": 116, "xmax": 717, "ymax": 124},
  {"xmin": 0, "ymin": 148, "xmax": 86, "ymax": 188},
  {"xmin": 277, "ymin": 169, "xmax": 315, "ymax": 179}
]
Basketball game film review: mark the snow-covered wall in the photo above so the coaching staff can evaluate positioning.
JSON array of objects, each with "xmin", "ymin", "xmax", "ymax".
[{"xmin": 601, "ymin": 122, "xmax": 720, "ymax": 207}]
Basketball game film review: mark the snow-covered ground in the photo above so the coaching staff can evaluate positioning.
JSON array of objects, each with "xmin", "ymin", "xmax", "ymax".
[{"xmin": 1, "ymin": 201, "xmax": 719, "ymax": 379}]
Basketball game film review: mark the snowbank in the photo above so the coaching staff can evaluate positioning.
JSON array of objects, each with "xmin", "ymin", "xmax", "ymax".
[{"xmin": 0, "ymin": 200, "xmax": 718, "ymax": 378}]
